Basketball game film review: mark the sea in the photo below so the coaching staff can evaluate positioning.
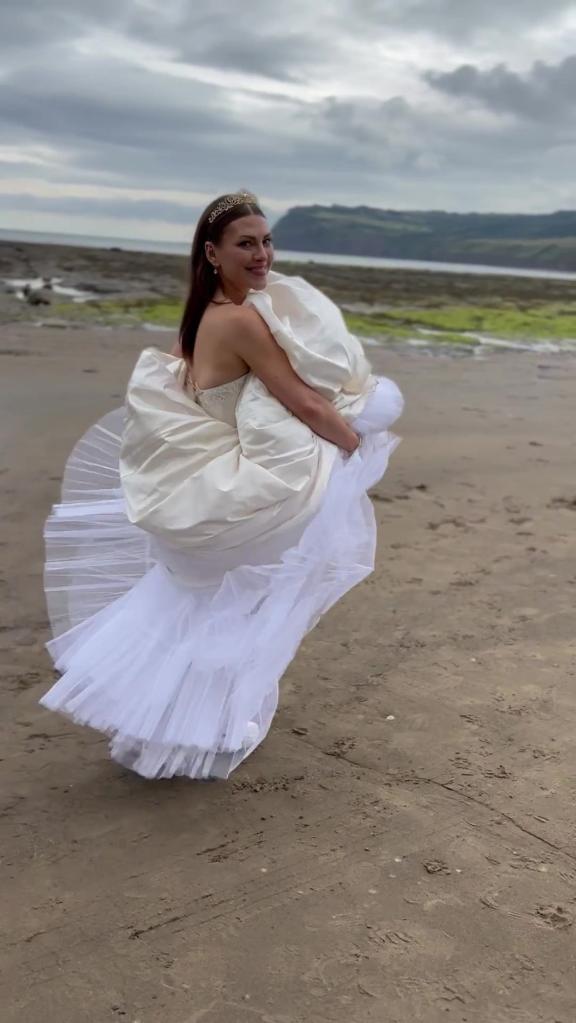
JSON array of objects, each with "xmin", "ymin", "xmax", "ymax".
[{"xmin": 2, "ymin": 227, "xmax": 576, "ymax": 283}]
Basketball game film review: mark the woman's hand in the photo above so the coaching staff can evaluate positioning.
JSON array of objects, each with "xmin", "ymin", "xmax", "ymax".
[{"xmin": 344, "ymin": 432, "xmax": 362, "ymax": 455}]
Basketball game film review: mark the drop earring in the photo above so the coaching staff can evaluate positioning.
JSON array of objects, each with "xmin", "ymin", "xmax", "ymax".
[{"xmin": 213, "ymin": 266, "xmax": 218, "ymax": 275}]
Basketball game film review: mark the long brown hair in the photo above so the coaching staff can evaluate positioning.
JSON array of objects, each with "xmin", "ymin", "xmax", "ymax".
[{"xmin": 179, "ymin": 192, "xmax": 265, "ymax": 360}]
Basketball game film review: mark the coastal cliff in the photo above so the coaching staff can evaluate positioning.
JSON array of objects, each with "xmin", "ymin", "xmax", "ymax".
[{"xmin": 272, "ymin": 205, "xmax": 576, "ymax": 271}]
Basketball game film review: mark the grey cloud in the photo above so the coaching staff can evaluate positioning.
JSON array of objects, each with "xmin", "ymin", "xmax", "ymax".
[
  {"xmin": 303, "ymin": 88, "xmax": 576, "ymax": 195},
  {"xmin": 127, "ymin": 1, "xmax": 337, "ymax": 80},
  {"xmin": 425, "ymin": 55, "xmax": 576, "ymax": 120},
  {"xmin": 317, "ymin": 96, "xmax": 413, "ymax": 148},
  {"xmin": 192, "ymin": 33, "xmax": 325, "ymax": 83},
  {"xmin": 0, "ymin": 58, "xmax": 237, "ymax": 152},
  {"xmin": 2, "ymin": 0, "xmax": 576, "ymax": 222},
  {"xmin": 0, "ymin": 0, "xmax": 127, "ymax": 52},
  {"xmin": 2, "ymin": 0, "xmax": 573, "ymax": 87},
  {"xmin": 0, "ymin": 191, "xmax": 203, "ymax": 224},
  {"xmin": 0, "ymin": 55, "xmax": 306, "ymax": 192},
  {"xmin": 351, "ymin": 0, "xmax": 575, "ymax": 41},
  {"xmin": 0, "ymin": 0, "xmax": 332, "ymax": 81},
  {"xmin": 2, "ymin": 49, "xmax": 575, "ymax": 204}
]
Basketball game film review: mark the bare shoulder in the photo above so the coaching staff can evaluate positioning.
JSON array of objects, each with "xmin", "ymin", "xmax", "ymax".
[
  {"xmin": 202, "ymin": 303, "xmax": 262, "ymax": 332},
  {"xmin": 225, "ymin": 304, "xmax": 266, "ymax": 328},
  {"xmin": 196, "ymin": 304, "xmax": 273, "ymax": 369},
  {"xmin": 227, "ymin": 304, "xmax": 272, "ymax": 343}
]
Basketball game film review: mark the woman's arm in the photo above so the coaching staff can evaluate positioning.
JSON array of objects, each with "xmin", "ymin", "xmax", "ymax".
[{"xmin": 231, "ymin": 308, "xmax": 360, "ymax": 454}]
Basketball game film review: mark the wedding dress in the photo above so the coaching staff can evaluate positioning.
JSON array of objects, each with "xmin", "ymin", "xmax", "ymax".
[{"xmin": 40, "ymin": 271, "xmax": 404, "ymax": 779}]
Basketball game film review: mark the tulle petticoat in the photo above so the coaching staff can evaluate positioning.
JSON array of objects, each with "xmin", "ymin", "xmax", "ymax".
[{"xmin": 40, "ymin": 378, "xmax": 403, "ymax": 780}]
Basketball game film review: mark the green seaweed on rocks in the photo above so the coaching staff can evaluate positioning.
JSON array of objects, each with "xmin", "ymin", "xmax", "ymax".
[
  {"xmin": 344, "ymin": 304, "xmax": 576, "ymax": 344},
  {"xmin": 343, "ymin": 314, "xmax": 476, "ymax": 346},
  {"xmin": 51, "ymin": 297, "xmax": 182, "ymax": 327},
  {"xmin": 47, "ymin": 292, "xmax": 576, "ymax": 349}
]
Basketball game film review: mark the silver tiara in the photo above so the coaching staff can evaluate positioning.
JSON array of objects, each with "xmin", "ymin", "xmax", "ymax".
[{"xmin": 207, "ymin": 191, "xmax": 258, "ymax": 224}]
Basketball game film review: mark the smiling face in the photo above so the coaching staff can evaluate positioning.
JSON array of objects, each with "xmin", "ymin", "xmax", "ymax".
[{"xmin": 206, "ymin": 214, "xmax": 274, "ymax": 296}]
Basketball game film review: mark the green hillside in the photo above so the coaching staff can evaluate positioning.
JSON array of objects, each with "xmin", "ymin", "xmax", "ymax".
[{"xmin": 272, "ymin": 205, "xmax": 576, "ymax": 271}]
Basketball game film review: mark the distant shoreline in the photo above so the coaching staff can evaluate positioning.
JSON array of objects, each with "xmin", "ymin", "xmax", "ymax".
[
  {"xmin": 273, "ymin": 204, "xmax": 576, "ymax": 275},
  {"xmin": 2, "ymin": 229, "xmax": 576, "ymax": 283}
]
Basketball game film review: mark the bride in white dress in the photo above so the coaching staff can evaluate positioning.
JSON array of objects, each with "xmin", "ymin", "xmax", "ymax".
[{"xmin": 40, "ymin": 191, "xmax": 404, "ymax": 780}]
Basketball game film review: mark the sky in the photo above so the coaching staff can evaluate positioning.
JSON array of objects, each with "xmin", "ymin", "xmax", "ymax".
[{"xmin": 1, "ymin": 0, "xmax": 576, "ymax": 241}]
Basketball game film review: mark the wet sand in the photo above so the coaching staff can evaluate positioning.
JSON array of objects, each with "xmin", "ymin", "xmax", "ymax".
[{"xmin": 1, "ymin": 322, "xmax": 576, "ymax": 1022}]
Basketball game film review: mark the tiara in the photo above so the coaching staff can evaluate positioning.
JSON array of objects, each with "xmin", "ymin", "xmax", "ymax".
[{"xmin": 207, "ymin": 191, "xmax": 258, "ymax": 224}]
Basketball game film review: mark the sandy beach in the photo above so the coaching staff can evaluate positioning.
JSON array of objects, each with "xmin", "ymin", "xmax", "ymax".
[{"xmin": 2, "ymin": 300, "xmax": 576, "ymax": 1019}]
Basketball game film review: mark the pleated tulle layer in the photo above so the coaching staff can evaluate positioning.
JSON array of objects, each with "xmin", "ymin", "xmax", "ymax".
[{"xmin": 40, "ymin": 379, "xmax": 403, "ymax": 779}]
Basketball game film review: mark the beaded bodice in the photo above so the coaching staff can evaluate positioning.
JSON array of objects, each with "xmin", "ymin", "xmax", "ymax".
[{"xmin": 185, "ymin": 374, "xmax": 248, "ymax": 427}]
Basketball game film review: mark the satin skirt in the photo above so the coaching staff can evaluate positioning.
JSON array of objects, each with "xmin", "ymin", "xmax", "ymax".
[{"xmin": 40, "ymin": 378, "xmax": 403, "ymax": 779}]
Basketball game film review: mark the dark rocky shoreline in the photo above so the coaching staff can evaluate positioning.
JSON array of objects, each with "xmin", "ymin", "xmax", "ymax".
[
  {"xmin": 2, "ymin": 240, "xmax": 576, "ymax": 354},
  {"xmin": 3, "ymin": 239, "xmax": 576, "ymax": 317}
]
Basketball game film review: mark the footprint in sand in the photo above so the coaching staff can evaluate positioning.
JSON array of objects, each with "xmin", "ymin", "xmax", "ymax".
[
  {"xmin": 534, "ymin": 905, "xmax": 573, "ymax": 929},
  {"xmin": 548, "ymin": 496, "xmax": 576, "ymax": 511}
]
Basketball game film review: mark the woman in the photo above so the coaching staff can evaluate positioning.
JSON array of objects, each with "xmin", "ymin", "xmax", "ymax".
[{"xmin": 40, "ymin": 191, "xmax": 404, "ymax": 780}]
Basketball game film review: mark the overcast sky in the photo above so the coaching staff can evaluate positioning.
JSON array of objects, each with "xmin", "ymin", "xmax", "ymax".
[{"xmin": 1, "ymin": 0, "xmax": 576, "ymax": 241}]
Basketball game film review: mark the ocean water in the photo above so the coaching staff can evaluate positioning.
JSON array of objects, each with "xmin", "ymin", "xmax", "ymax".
[{"xmin": 2, "ymin": 227, "xmax": 576, "ymax": 283}]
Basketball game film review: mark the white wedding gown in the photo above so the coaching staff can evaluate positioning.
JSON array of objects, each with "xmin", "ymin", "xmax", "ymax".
[{"xmin": 40, "ymin": 272, "xmax": 404, "ymax": 779}]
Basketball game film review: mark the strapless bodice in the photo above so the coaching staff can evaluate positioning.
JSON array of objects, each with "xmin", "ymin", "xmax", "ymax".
[{"xmin": 185, "ymin": 375, "xmax": 248, "ymax": 427}]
